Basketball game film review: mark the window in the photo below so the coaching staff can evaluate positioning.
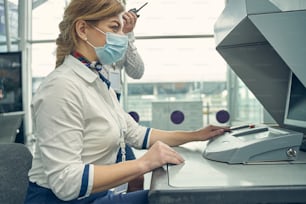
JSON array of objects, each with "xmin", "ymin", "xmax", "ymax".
[{"xmin": 30, "ymin": 0, "xmax": 264, "ymax": 130}]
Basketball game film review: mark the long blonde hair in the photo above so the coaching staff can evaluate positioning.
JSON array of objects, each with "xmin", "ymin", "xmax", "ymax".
[{"xmin": 55, "ymin": 0, "xmax": 124, "ymax": 68}]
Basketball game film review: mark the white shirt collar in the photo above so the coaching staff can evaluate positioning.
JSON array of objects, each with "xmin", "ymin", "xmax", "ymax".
[{"xmin": 64, "ymin": 55, "xmax": 98, "ymax": 84}]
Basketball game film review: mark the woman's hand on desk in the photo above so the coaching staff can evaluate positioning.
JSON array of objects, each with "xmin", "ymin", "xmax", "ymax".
[
  {"xmin": 138, "ymin": 141, "xmax": 184, "ymax": 172},
  {"xmin": 137, "ymin": 124, "xmax": 229, "ymax": 172},
  {"xmin": 148, "ymin": 125, "xmax": 230, "ymax": 148},
  {"xmin": 195, "ymin": 125, "xmax": 230, "ymax": 141}
]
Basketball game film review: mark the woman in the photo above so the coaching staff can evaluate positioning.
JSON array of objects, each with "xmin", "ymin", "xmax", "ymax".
[{"xmin": 25, "ymin": 0, "xmax": 228, "ymax": 203}]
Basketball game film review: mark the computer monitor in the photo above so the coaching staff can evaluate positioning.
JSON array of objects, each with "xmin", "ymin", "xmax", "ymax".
[
  {"xmin": 0, "ymin": 111, "xmax": 24, "ymax": 143},
  {"xmin": 0, "ymin": 51, "xmax": 23, "ymax": 113},
  {"xmin": 284, "ymin": 72, "xmax": 306, "ymax": 128}
]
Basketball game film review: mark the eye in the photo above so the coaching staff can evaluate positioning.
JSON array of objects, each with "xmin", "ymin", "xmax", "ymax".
[
  {"xmin": 109, "ymin": 22, "xmax": 121, "ymax": 33},
  {"xmin": 110, "ymin": 26, "xmax": 120, "ymax": 32}
]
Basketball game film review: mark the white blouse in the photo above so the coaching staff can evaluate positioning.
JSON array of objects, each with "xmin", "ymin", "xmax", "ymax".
[{"xmin": 28, "ymin": 55, "xmax": 150, "ymax": 201}]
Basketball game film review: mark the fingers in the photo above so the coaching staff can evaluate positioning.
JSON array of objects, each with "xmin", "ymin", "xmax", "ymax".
[
  {"xmin": 207, "ymin": 125, "xmax": 230, "ymax": 135},
  {"xmin": 197, "ymin": 125, "xmax": 230, "ymax": 140},
  {"xmin": 162, "ymin": 144, "xmax": 185, "ymax": 165},
  {"xmin": 207, "ymin": 124, "xmax": 230, "ymax": 131},
  {"xmin": 124, "ymin": 11, "xmax": 137, "ymax": 23},
  {"xmin": 140, "ymin": 141, "xmax": 185, "ymax": 171},
  {"xmin": 122, "ymin": 11, "xmax": 137, "ymax": 33},
  {"xmin": 153, "ymin": 141, "xmax": 184, "ymax": 165},
  {"xmin": 206, "ymin": 128, "xmax": 225, "ymax": 139}
]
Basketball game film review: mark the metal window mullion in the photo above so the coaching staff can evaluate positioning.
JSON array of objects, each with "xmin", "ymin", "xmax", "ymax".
[
  {"xmin": 4, "ymin": 0, "xmax": 11, "ymax": 51},
  {"xmin": 19, "ymin": 0, "xmax": 33, "ymax": 145},
  {"xmin": 28, "ymin": 34, "xmax": 215, "ymax": 44}
]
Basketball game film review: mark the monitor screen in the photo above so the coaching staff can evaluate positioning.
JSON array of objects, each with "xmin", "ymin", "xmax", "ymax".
[
  {"xmin": 0, "ymin": 52, "xmax": 23, "ymax": 113},
  {"xmin": 284, "ymin": 72, "xmax": 306, "ymax": 128}
]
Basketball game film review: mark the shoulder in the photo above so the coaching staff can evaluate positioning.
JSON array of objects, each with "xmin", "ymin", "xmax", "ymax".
[{"xmin": 34, "ymin": 64, "xmax": 87, "ymax": 102}]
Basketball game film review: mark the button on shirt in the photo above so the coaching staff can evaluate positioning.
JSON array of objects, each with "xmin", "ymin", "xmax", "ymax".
[{"xmin": 29, "ymin": 55, "xmax": 150, "ymax": 201}]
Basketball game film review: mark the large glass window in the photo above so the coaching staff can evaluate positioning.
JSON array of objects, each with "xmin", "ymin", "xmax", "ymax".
[
  {"xmin": 31, "ymin": 43, "xmax": 56, "ymax": 94},
  {"xmin": 30, "ymin": 0, "xmax": 264, "ymax": 131},
  {"xmin": 123, "ymin": 0, "xmax": 229, "ymax": 129},
  {"xmin": 126, "ymin": 0, "xmax": 224, "ymax": 35},
  {"xmin": 31, "ymin": 0, "xmax": 68, "ymax": 93},
  {"xmin": 32, "ymin": 0, "xmax": 69, "ymax": 40},
  {"xmin": 125, "ymin": 38, "xmax": 227, "ymax": 128},
  {"xmin": 0, "ymin": 0, "xmax": 19, "ymax": 51}
]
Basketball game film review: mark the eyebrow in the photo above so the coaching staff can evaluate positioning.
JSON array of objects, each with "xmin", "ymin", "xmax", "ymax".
[{"xmin": 110, "ymin": 19, "xmax": 121, "ymax": 25}]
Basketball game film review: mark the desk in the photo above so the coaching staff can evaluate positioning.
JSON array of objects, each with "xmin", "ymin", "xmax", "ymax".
[{"xmin": 149, "ymin": 142, "xmax": 306, "ymax": 204}]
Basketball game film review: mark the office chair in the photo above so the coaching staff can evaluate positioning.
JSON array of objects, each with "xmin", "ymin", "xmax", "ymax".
[{"xmin": 0, "ymin": 143, "xmax": 32, "ymax": 204}]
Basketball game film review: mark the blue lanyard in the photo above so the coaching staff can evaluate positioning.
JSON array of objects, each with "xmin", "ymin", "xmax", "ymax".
[{"xmin": 71, "ymin": 51, "xmax": 111, "ymax": 89}]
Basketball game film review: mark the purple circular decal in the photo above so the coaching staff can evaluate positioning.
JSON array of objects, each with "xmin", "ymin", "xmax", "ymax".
[
  {"xmin": 170, "ymin": 110, "xmax": 185, "ymax": 124},
  {"xmin": 216, "ymin": 110, "xmax": 230, "ymax": 123},
  {"xmin": 128, "ymin": 111, "xmax": 140, "ymax": 123}
]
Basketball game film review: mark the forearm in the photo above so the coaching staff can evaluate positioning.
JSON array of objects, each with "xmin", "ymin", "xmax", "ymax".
[
  {"xmin": 91, "ymin": 159, "xmax": 149, "ymax": 193},
  {"xmin": 124, "ymin": 32, "xmax": 145, "ymax": 79},
  {"xmin": 148, "ymin": 125, "xmax": 228, "ymax": 147},
  {"xmin": 148, "ymin": 129, "xmax": 201, "ymax": 147},
  {"xmin": 124, "ymin": 48, "xmax": 144, "ymax": 79}
]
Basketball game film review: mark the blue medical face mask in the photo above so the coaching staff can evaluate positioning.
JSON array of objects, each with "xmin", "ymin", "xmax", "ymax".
[{"xmin": 87, "ymin": 26, "xmax": 128, "ymax": 65}]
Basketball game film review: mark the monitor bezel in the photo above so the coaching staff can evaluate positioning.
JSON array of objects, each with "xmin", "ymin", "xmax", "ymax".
[{"xmin": 284, "ymin": 71, "xmax": 306, "ymax": 128}]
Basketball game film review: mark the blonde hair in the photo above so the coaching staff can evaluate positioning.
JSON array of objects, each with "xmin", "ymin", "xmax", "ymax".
[{"xmin": 55, "ymin": 0, "xmax": 124, "ymax": 68}]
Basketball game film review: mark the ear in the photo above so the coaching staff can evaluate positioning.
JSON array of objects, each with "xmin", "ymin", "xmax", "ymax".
[{"xmin": 75, "ymin": 20, "xmax": 88, "ymax": 41}]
